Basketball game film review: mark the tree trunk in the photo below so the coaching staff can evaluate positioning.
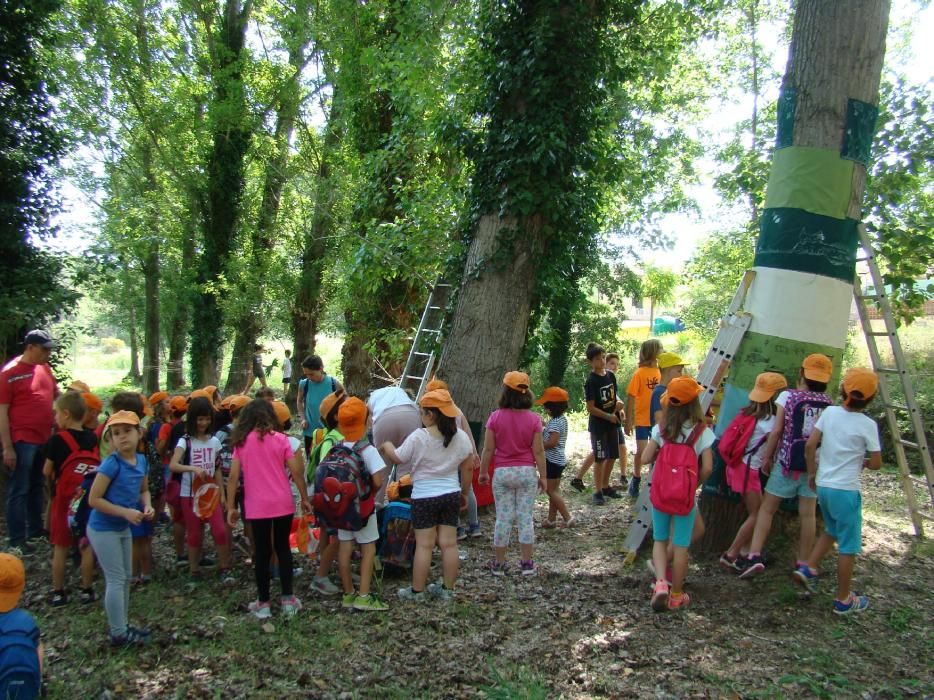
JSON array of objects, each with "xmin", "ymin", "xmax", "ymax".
[
  {"xmin": 545, "ymin": 297, "xmax": 574, "ymax": 387},
  {"xmin": 142, "ymin": 239, "xmax": 160, "ymax": 392},
  {"xmin": 701, "ymin": 0, "xmax": 890, "ymax": 548},
  {"xmin": 127, "ymin": 302, "xmax": 142, "ymax": 383},
  {"xmin": 437, "ymin": 214, "xmax": 544, "ymax": 424},
  {"xmin": 648, "ymin": 298, "xmax": 655, "ymax": 336}
]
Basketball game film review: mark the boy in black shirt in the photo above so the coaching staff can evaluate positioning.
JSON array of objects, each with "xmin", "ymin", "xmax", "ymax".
[{"xmin": 584, "ymin": 343, "xmax": 625, "ymax": 505}]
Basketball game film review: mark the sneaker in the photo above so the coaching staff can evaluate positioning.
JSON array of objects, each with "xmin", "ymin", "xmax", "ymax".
[
  {"xmin": 791, "ymin": 564, "xmax": 819, "ymax": 594},
  {"xmin": 281, "ymin": 595, "xmax": 303, "ymax": 616},
  {"xmin": 563, "ymin": 516, "xmax": 577, "ymax": 528},
  {"xmin": 570, "ymin": 478, "xmax": 585, "ymax": 493},
  {"xmin": 341, "ymin": 592, "xmax": 357, "ymax": 609},
  {"xmin": 628, "ymin": 476, "xmax": 641, "ymax": 498},
  {"xmin": 603, "ymin": 487, "xmax": 622, "ymax": 499},
  {"xmin": 719, "ymin": 552, "xmax": 743, "ymax": 573},
  {"xmin": 248, "ymin": 600, "xmax": 272, "ymax": 619},
  {"xmin": 467, "ymin": 523, "xmax": 482, "ymax": 538},
  {"xmin": 619, "ymin": 475, "xmax": 628, "ymax": 489},
  {"xmin": 457, "ymin": 526, "xmax": 467, "ymax": 541},
  {"xmin": 668, "ymin": 591, "xmax": 691, "ymax": 610},
  {"xmin": 519, "ymin": 560, "xmax": 537, "ymax": 576},
  {"xmin": 199, "ymin": 556, "xmax": 216, "ymax": 568},
  {"xmin": 311, "ymin": 576, "xmax": 340, "ymax": 596},
  {"xmin": 79, "ymin": 588, "xmax": 96, "ymax": 605},
  {"xmin": 426, "ymin": 582, "xmax": 455, "ymax": 601},
  {"xmin": 175, "ymin": 554, "xmax": 188, "ymax": 568},
  {"xmin": 397, "ymin": 586, "xmax": 427, "ymax": 602},
  {"xmin": 127, "ymin": 625, "xmax": 152, "ymax": 637},
  {"xmin": 219, "ymin": 569, "xmax": 236, "ymax": 586},
  {"xmin": 353, "ymin": 594, "xmax": 389, "ymax": 612},
  {"xmin": 738, "ymin": 555, "xmax": 765, "ymax": 579},
  {"xmin": 591, "ymin": 492, "xmax": 606, "ymax": 506},
  {"xmin": 50, "ymin": 590, "xmax": 68, "ymax": 607},
  {"xmin": 486, "ymin": 559, "xmax": 508, "ymax": 576},
  {"xmin": 833, "ymin": 593, "xmax": 869, "ymax": 615},
  {"xmin": 651, "ymin": 580, "xmax": 669, "ymax": 612},
  {"xmin": 110, "ymin": 627, "xmax": 150, "ymax": 647}
]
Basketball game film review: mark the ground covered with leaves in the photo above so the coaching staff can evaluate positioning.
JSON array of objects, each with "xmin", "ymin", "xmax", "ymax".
[{"xmin": 14, "ymin": 432, "xmax": 934, "ymax": 699}]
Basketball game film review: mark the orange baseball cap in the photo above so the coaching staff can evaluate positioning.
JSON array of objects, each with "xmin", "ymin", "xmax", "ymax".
[
  {"xmin": 169, "ymin": 396, "xmax": 188, "ymax": 413},
  {"xmin": 271, "ymin": 400, "xmax": 291, "ymax": 427},
  {"xmin": 420, "ymin": 389, "xmax": 459, "ymax": 418},
  {"xmin": 426, "ymin": 378, "xmax": 448, "ymax": 392},
  {"xmin": 748, "ymin": 372, "xmax": 788, "ymax": 402},
  {"xmin": 319, "ymin": 390, "xmax": 346, "ymax": 422},
  {"xmin": 503, "ymin": 371, "xmax": 530, "ymax": 394},
  {"xmin": 226, "ymin": 394, "xmax": 251, "ymax": 412},
  {"xmin": 337, "ymin": 397, "xmax": 368, "ymax": 441},
  {"xmin": 149, "ymin": 391, "xmax": 169, "ymax": 406},
  {"xmin": 843, "ymin": 367, "xmax": 878, "ymax": 404},
  {"xmin": 138, "ymin": 393, "xmax": 153, "ymax": 416},
  {"xmin": 81, "ymin": 392, "xmax": 103, "ymax": 412},
  {"xmin": 802, "ymin": 354, "xmax": 833, "ymax": 382},
  {"xmin": 67, "ymin": 380, "xmax": 91, "ymax": 393},
  {"xmin": 105, "ymin": 410, "xmax": 141, "ymax": 431},
  {"xmin": 0, "ymin": 553, "xmax": 25, "ymax": 613},
  {"xmin": 534, "ymin": 386, "xmax": 569, "ymax": 405},
  {"xmin": 188, "ymin": 389, "xmax": 212, "ymax": 402},
  {"xmin": 661, "ymin": 376, "xmax": 704, "ymax": 406}
]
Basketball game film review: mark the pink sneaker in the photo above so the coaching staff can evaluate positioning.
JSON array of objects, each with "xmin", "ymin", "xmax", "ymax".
[
  {"xmin": 668, "ymin": 591, "xmax": 691, "ymax": 610},
  {"xmin": 651, "ymin": 580, "xmax": 669, "ymax": 612}
]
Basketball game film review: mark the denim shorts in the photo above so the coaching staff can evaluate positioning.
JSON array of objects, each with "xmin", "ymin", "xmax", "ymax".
[
  {"xmin": 635, "ymin": 426, "xmax": 652, "ymax": 441},
  {"xmin": 652, "ymin": 506, "xmax": 697, "ymax": 548},
  {"xmin": 765, "ymin": 468, "xmax": 817, "ymax": 500},
  {"xmin": 817, "ymin": 487, "xmax": 862, "ymax": 555}
]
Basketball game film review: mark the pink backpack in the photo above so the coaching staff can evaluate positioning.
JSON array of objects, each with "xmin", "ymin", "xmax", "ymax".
[{"xmin": 650, "ymin": 423, "xmax": 706, "ymax": 516}]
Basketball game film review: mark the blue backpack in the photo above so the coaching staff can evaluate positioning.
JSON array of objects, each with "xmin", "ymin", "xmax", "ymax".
[{"xmin": 0, "ymin": 609, "xmax": 41, "ymax": 699}]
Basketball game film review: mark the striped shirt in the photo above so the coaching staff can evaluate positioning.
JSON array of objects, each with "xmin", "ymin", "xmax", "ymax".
[{"xmin": 543, "ymin": 415, "xmax": 568, "ymax": 466}]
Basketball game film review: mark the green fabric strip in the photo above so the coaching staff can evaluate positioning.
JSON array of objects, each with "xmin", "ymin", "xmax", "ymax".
[
  {"xmin": 726, "ymin": 330, "xmax": 844, "ymax": 392},
  {"xmin": 842, "ymin": 98, "xmax": 879, "ymax": 165},
  {"xmin": 755, "ymin": 207, "xmax": 859, "ymax": 282},
  {"xmin": 775, "ymin": 87, "xmax": 796, "ymax": 149},
  {"xmin": 763, "ymin": 147, "xmax": 855, "ymax": 219}
]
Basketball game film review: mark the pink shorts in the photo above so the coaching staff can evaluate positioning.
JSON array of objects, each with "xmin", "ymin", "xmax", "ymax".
[
  {"xmin": 727, "ymin": 464, "xmax": 762, "ymax": 495},
  {"xmin": 180, "ymin": 496, "xmax": 229, "ymax": 548}
]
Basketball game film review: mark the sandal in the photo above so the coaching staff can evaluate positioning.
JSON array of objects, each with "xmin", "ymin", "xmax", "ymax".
[{"xmin": 541, "ymin": 520, "xmax": 557, "ymax": 529}]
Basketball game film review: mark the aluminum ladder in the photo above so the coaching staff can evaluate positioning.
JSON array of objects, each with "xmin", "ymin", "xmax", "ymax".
[
  {"xmin": 853, "ymin": 225, "xmax": 933, "ymax": 537},
  {"xmin": 398, "ymin": 282, "xmax": 453, "ymax": 401},
  {"xmin": 622, "ymin": 270, "xmax": 756, "ymax": 564}
]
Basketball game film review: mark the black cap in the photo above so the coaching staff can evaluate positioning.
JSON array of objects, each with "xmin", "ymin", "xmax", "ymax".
[{"xmin": 23, "ymin": 329, "xmax": 55, "ymax": 349}]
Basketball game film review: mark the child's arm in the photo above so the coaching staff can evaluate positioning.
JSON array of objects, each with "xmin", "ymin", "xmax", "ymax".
[
  {"xmin": 641, "ymin": 440, "xmax": 658, "ymax": 465},
  {"xmin": 170, "ymin": 443, "xmax": 205, "ymax": 477},
  {"xmin": 587, "ymin": 400, "xmax": 619, "ymax": 425},
  {"xmin": 286, "ymin": 454, "xmax": 312, "ymax": 513},
  {"xmin": 864, "ymin": 451, "xmax": 882, "ymax": 470},
  {"xmin": 698, "ymin": 447, "xmax": 713, "ymax": 485},
  {"xmin": 139, "ymin": 465, "xmax": 154, "ymax": 519},
  {"xmin": 542, "ymin": 430, "xmax": 560, "ymax": 449},
  {"xmin": 379, "ymin": 441, "xmax": 401, "ymax": 465},
  {"xmin": 531, "ymin": 431, "xmax": 547, "ymax": 490},
  {"xmin": 625, "ymin": 395, "xmax": 635, "ymax": 434},
  {"xmin": 213, "ymin": 464, "xmax": 225, "ymax": 506},
  {"xmin": 759, "ymin": 404, "xmax": 786, "ymax": 475},
  {"xmin": 226, "ymin": 458, "xmax": 241, "ymax": 526},
  {"xmin": 89, "ymin": 472, "xmax": 143, "ymax": 524},
  {"xmin": 478, "ymin": 429, "xmax": 496, "ymax": 484},
  {"xmin": 805, "ymin": 427, "xmax": 821, "ymax": 490},
  {"xmin": 371, "ymin": 469, "xmax": 385, "ymax": 491},
  {"xmin": 42, "ymin": 457, "xmax": 55, "ymax": 480}
]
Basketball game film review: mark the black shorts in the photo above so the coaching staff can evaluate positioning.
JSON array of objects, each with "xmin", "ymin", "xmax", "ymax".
[
  {"xmin": 253, "ymin": 359, "xmax": 265, "ymax": 378},
  {"xmin": 411, "ymin": 492, "xmax": 460, "ymax": 530},
  {"xmin": 590, "ymin": 428, "xmax": 620, "ymax": 460},
  {"xmin": 546, "ymin": 459, "xmax": 566, "ymax": 480}
]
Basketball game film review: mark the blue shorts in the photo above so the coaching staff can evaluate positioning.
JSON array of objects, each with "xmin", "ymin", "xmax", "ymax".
[
  {"xmin": 635, "ymin": 426, "xmax": 652, "ymax": 441},
  {"xmin": 590, "ymin": 429, "xmax": 620, "ymax": 460},
  {"xmin": 817, "ymin": 487, "xmax": 862, "ymax": 555},
  {"xmin": 652, "ymin": 506, "xmax": 697, "ymax": 548},
  {"xmin": 765, "ymin": 469, "xmax": 817, "ymax": 500}
]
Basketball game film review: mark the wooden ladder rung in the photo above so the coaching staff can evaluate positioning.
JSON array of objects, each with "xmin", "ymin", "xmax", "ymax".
[
  {"xmin": 885, "ymin": 402, "xmax": 910, "ymax": 412},
  {"xmin": 877, "ymin": 367, "xmax": 903, "ymax": 375},
  {"xmin": 899, "ymin": 439, "xmax": 920, "ymax": 450}
]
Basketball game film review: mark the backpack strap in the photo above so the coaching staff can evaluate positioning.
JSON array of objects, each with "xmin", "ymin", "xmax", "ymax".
[
  {"xmin": 58, "ymin": 430, "xmax": 79, "ymax": 454},
  {"xmin": 331, "ymin": 376, "xmax": 337, "ymax": 392},
  {"xmin": 685, "ymin": 422, "xmax": 706, "ymax": 448}
]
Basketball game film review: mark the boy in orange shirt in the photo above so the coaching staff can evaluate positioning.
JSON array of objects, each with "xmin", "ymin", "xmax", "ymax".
[{"xmin": 625, "ymin": 339, "xmax": 662, "ymax": 497}]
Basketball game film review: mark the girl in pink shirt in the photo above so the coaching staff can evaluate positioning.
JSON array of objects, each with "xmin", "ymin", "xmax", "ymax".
[
  {"xmin": 226, "ymin": 400, "xmax": 311, "ymax": 619},
  {"xmin": 478, "ymin": 372, "xmax": 546, "ymax": 576}
]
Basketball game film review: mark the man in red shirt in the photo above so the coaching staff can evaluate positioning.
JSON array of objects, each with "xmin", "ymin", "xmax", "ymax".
[{"xmin": 1, "ymin": 330, "xmax": 59, "ymax": 551}]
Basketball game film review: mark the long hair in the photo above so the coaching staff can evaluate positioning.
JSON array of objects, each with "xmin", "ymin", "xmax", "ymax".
[
  {"xmin": 741, "ymin": 399, "xmax": 776, "ymax": 421},
  {"xmin": 661, "ymin": 399, "xmax": 704, "ymax": 443},
  {"xmin": 425, "ymin": 407, "xmax": 458, "ymax": 447},
  {"xmin": 230, "ymin": 399, "xmax": 278, "ymax": 448},
  {"xmin": 638, "ymin": 339, "xmax": 663, "ymax": 367},
  {"xmin": 498, "ymin": 386, "xmax": 533, "ymax": 410},
  {"xmin": 186, "ymin": 397, "xmax": 215, "ymax": 437}
]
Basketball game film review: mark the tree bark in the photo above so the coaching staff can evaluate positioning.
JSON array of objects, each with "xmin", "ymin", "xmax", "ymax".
[
  {"xmin": 127, "ymin": 301, "xmax": 142, "ymax": 382},
  {"xmin": 437, "ymin": 214, "xmax": 544, "ymax": 424},
  {"xmin": 142, "ymin": 238, "xmax": 160, "ymax": 392}
]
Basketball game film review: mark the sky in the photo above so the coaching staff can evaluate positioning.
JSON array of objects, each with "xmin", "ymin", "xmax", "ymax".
[{"xmin": 48, "ymin": 1, "xmax": 934, "ymax": 271}]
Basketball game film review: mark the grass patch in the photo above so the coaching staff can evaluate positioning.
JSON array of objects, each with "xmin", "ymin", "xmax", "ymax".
[{"xmin": 481, "ymin": 661, "xmax": 549, "ymax": 700}]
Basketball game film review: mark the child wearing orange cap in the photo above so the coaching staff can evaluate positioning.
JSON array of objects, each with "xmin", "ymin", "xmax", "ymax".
[
  {"xmin": 793, "ymin": 368, "xmax": 882, "ymax": 615},
  {"xmin": 626, "ymin": 339, "xmax": 663, "ymax": 498},
  {"xmin": 42, "ymin": 392, "xmax": 98, "ymax": 606},
  {"xmin": 0, "ymin": 553, "xmax": 44, "ymax": 695},
  {"xmin": 641, "ymin": 376, "xmax": 714, "ymax": 611},
  {"xmin": 307, "ymin": 391, "xmax": 346, "ymax": 597},
  {"xmin": 741, "ymin": 354, "xmax": 834, "ymax": 579},
  {"xmin": 158, "ymin": 395, "xmax": 190, "ymax": 565},
  {"xmin": 81, "ymin": 392, "xmax": 103, "ymax": 431},
  {"xmin": 536, "ymin": 387, "xmax": 573, "ymax": 528}
]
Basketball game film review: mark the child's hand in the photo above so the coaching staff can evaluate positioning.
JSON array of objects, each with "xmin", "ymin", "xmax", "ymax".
[
  {"xmin": 301, "ymin": 419, "xmax": 308, "ymax": 430},
  {"xmin": 537, "ymin": 476, "xmax": 546, "ymax": 492},
  {"xmin": 808, "ymin": 474, "xmax": 817, "ymax": 492},
  {"xmin": 478, "ymin": 471, "xmax": 490, "ymax": 485},
  {"xmin": 472, "ymin": 455, "xmax": 480, "ymax": 472},
  {"xmin": 624, "ymin": 424, "xmax": 632, "ymax": 436},
  {"xmin": 142, "ymin": 506, "xmax": 155, "ymax": 521},
  {"xmin": 300, "ymin": 498, "xmax": 312, "ymax": 515},
  {"xmin": 124, "ymin": 508, "xmax": 144, "ymax": 525},
  {"xmin": 227, "ymin": 507, "xmax": 239, "ymax": 527}
]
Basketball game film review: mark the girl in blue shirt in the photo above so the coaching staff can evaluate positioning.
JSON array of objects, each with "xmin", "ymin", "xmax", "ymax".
[{"xmin": 87, "ymin": 410, "xmax": 154, "ymax": 646}]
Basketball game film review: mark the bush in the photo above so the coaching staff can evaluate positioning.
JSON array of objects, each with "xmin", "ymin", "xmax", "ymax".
[{"xmin": 100, "ymin": 337, "xmax": 126, "ymax": 355}]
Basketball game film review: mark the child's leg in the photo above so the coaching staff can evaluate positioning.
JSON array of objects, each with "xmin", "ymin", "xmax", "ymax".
[
  {"xmin": 633, "ymin": 439, "xmax": 647, "ymax": 478},
  {"xmin": 748, "ymin": 492, "xmax": 782, "ymax": 554},
  {"xmin": 670, "ymin": 545, "xmax": 689, "ymax": 594},
  {"xmin": 599, "ymin": 458, "xmax": 613, "ymax": 491},
  {"xmin": 618, "ymin": 440, "xmax": 628, "ymax": 481},
  {"xmin": 665, "ymin": 510, "xmax": 704, "ymax": 564},
  {"xmin": 546, "ymin": 479, "xmax": 570, "ymax": 522},
  {"xmin": 592, "ymin": 459, "xmax": 606, "ymax": 491},
  {"xmin": 357, "ymin": 542, "xmax": 376, "ymax": 596},
  {"xmin": 727, "ymin": 491, "xmax": 762, "ymax": 558},
  {"xmin": 250, "ymin": 518, "xmax": 274, "ymax": 603},
  {"xmin": 835, "ymin": 554, "xmax": 856, "ymax": 601},
  {"xmin": 516, "ymin": 468, "xmax": 538, "ymax": 561},
  {"xmin": 139, "ymin": 536, "xmax": 153, "ymax": 578},
  {"xmin": 412, "ymin": 527, "xmax": 436, "ymax": 591},
  {"xmin": 438, "ymin": 525, "xmax": 459, "ymax": 588},
  {"xmin": 207, "ymin": 507, "xmax": 232, "ymax": 569},
  {"xmin": 181, "ymin": 497, "xmax": 204, "ymax": 573},
  {"xmin": 271, "ymin": 514, "xmax": 293, "ymax": 596},
  {"xmin": 806, "ymin": 532, "xmax": 836, "ymax": 571},
  {"xmin": 491, "ymin": 469, "xmax": 515, "ymax": 562},
  {"xmin": 797, "ymin": 496, "xmax": 817, "ymax": 564},
  {"xmin": 576, "ymin": 452, "xmax": 595, "ymax": 480},
  {"xmin": 87, "ymin": 527, "xmax": 131, "ymax": 637},
  {"xmin": 51, "ymin": 545, "xmax": 67, "ymax": 591},
  {"xmin": 317, "ymin": 531, "xmax": 338, "ymax": 578},
  {"xmin": 80, "ymin": 544, "xmax": 95, "ymax": 588},
  {"xmin": 466, "ymin": 483, "xmax": 479, "ymax": 527},
  {"xmin": 338, "ymin": 537, "xmax": 354, "ymax": 593},
  {"xmin": 669, "ymin": 510, "xmax": 696, "ymax": 594}
]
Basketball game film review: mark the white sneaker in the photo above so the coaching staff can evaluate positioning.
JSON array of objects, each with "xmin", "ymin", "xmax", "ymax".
[
  {"xmin": 311, "ymin": 576, "xmax": 340, "ymax": 596},
  {"xmin": 281, "ymin": 595, "xmax": 303, "ymax": 616},
  {"xmin": 248, "ymin": 600, "xmax": 272, "ymax": 619}
]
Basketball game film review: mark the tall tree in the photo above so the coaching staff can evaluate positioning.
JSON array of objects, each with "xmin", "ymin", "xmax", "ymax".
[{"xmin": 641, "ymin": 264, "xmax": 678, "ymax": 334}]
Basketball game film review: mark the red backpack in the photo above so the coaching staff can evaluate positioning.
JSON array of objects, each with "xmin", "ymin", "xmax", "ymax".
[
  {"xmin": 650, "ymin": 423, "xmax": 706, "ymax": 516},
  {"xmin": 717, "ymin": 412, "xmax": 768, "ymax": 491},
  {"xmin": 55, "ymin": 431, "xmax": 101, "ymax": 503}
]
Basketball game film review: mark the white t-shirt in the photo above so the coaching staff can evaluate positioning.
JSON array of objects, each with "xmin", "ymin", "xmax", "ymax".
[
  {"xmin": 367, "ymin": 387, "xmax": 416, "ymax": 422},
  {"xmin": 814, "ymin": 406, "xmax": 881, "ymax": 491},
  {"xmin": 747, "ymin": 415, "xmax": 775, "ymax": 472},
  {"xmin": 650, "ymin": 421, "xmax": 716, "ymax": 456},
  {"xmin": 394, "ymin": 428, "xmax": 473, "ymax": 499},
  {"xmin": 282, "ymin": 357, "xmax": 292, "ymax": 378},
  {"xmin": 176, "ymin": 435, "xmax": 222, "ymax": 497},
  {"xmin": 342, "ymin": 441, "xmax": 387, "ymax": 481}
]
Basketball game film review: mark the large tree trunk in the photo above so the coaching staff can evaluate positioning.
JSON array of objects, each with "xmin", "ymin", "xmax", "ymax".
[
  {"xmin": 142, "ymin": 239, "xmax": 160, "ymax": 392},
  {"xmin": 189, "ymin": 0, "xmax": 252, "ymax": 387},
  {"xmin": 437, "ymin": 214, "xmax": 543, "ymax": 423},
  {"xmin": 701, "ymin": 0, "xmax": 890, "ymax": 548},
  {"xmin": 127, "ymin": 302, "xmax": 142, "ymax": 383}
]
